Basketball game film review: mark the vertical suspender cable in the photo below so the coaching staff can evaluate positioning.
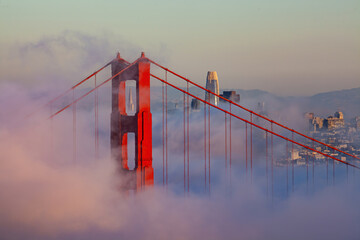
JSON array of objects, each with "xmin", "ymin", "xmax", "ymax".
[
  {"xmin": 245, "ymin": 123, "xmax": 248, "ymax": 178},
  {"xmin": 292, "ymin": 131, "xmax": 294, "ymax": 192},
  {"xmin": 183, "ymin": 92, "xmax": 186, "ymax": 194},
  {"xmin": 165, "ymin": 71, "xmax": 168, "ymax": 188},
  {"xmin": 94, "ymin": 76, "xmax": 96, "ymax": 159},
  {"xmin": 204, "ymin": 99, "xmax": 207, "ymax": 191},
  {"xmin": 286, "ymin": 140, "xmax": 289, "ymax": 196},
  {"xmin": 333, "ymin": 150, "xmax": 335, "ymax": 185},
  {"xmin": 94, "ymin": 74, "xmax": 99, "ymax": 160},
  {"xmin": 187, "ymin": 82, "xmax": 190, "ymax": 193},
  {"xmin": 73, "ymin": 89, "xmax": 77, "ymax": 163},
  {"xmin": 327, "ymin": 155, "xmax": 329, "ymax": 185},
  {"xmin": 271, "ymin": 123, "xmax": 274, "ymax": 202},
  {"xmin": 312, "ymin": 140, "xmax": 315, "ymax": 186},
  {"xmin": 250, "ymin": 113, "xmax": 253, "ymax": 182},
  {"xmin": 50, "ymin": 103, "xmax": 54, "ymax": 157},
  {"xmin": 97, "ymin": 75, "xmax": 99, "ymax": 159},
  {"xmin": 306, "ymin": 150, "xmax": 309, "ymax": 192},
  {"xmin": 266, "ymin": 131, "xmax": 268, "ymax": 198},
  {"xmin": 225, "ymin": 112, "xmax": 227, "ymax": 173},
  {"xmin": 208, "ymin": 104, "xmax": 211, "ymax": 193},
  {"xmin": 353, "ymin": 159, "xmax": 355, "ymax": 183},
  {"xmin": 162, "ymin": 80, "xmax": 165, "ymax": 186},
  {"xmin": 229, "ymin": 103, "xmax": 232, "ymax": 184}
]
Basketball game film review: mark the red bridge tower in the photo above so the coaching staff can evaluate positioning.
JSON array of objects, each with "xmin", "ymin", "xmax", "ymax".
[{"xmin": 111, "ymin": 52, "xmax": 153, "ymax": 190}]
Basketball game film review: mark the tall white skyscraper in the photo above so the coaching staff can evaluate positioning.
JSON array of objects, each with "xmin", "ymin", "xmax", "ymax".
[
  {"xmin": 128, "ymin": 87, "xmax": 135, "ymax": 113},
  {"xmin": 205, "ymin": 71, "xmax": 219, "ymax": 106}
]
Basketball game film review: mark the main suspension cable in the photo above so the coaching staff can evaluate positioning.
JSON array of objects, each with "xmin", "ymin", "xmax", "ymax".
[
  {"xmin": 147, "ymin": 58, "xmax": 359, "ymax": 161},
  {"xmin": 150, "ymin": 73, "xmax": 360, "ymax": 170}
]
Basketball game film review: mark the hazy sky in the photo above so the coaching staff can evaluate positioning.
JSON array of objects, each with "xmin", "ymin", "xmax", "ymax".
[{"xmin": 0, "ymin": 0, "xmax": 359, "ymax": 96}]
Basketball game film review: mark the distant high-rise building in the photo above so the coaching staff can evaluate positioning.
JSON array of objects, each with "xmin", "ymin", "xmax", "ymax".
[
  {"xmin": 256, "ymin": 101, "xmax": 268, "ymax": 117},
  {"xmin": 334, "ymin": 111, "xmax": 344, "ymax": 119},
  {"xmin": 205, "ymin": 71, "xmax": 219, "ymax": 106},
  {"xmin": 191, "ymin": 98, "xmax": 201, "ymax": 110},
  {"xmin": 257, "ymin": 102, "xmax": 265, "ymax": 112},
  {"xmin": 220, "ymin": 91, "xmax": 240, "ymax": 103},
  {"xmin": 128, "ymin": 87, "xmax": 135, "ymax": 113}
]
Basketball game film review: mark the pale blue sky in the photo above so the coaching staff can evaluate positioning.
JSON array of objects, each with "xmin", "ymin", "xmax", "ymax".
[{"xmin": 1, "ymin": 0, "xmax": 359, "ymax": 95}]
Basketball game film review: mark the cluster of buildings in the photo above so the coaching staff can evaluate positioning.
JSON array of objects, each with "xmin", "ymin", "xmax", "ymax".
[
  {"xmin": 305, "ymin": 111, "xmax": 360, "ymax": 133},
  {"xmin": 305, "ymin": 111, "xmax": 345, "ymax": 131},
  {"xmin": 277, "ymin": 111, "xmax": 360, "ymax": 167}
]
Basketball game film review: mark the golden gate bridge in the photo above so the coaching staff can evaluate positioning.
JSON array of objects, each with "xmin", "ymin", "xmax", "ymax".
[{"xmin": 31, "ymin": 52, "xmax": 360, "ymax": 197}]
